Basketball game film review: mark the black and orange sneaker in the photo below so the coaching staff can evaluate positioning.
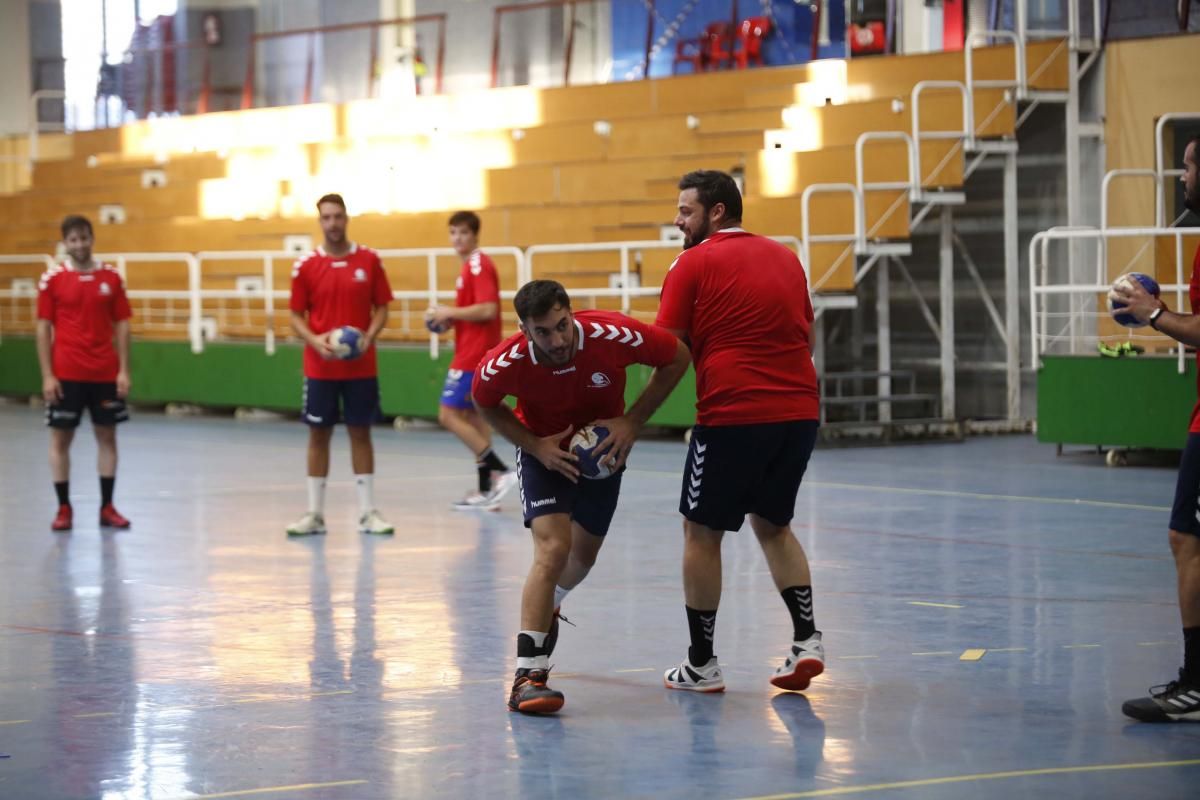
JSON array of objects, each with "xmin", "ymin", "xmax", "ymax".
[
  {"xmin": 51, "ymin": 504, "xmax": 73, "ymax": 532},
  {"xmin": 99, "ymin": 504, "xmax": 131, "ymax": 529},
  {"xmin": 508, "ymin": 668, "xmax": 565, "ymax": 714}
]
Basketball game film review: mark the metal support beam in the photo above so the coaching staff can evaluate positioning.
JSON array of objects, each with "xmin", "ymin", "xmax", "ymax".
[
  {"xmin": 1003, "ymin": 150, "xmax": 1020, "ymax": 420},
  {"xmin": 1065, "ymin": 46, "xmax": 1083, "ymax": 350},
  {"xmin": 812, "ymin": 312, "xmax": 825, "ymax": 377},
  {"xmin": 876, "ymin": 257, "xmax": 891, "ymax": 424},
  {"xmin": 939, "ymin": 206, "xmax": 956, "ymax": 421}
]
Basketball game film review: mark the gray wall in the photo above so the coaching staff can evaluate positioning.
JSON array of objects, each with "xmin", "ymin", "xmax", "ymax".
[{"xmin": 1, "ymin": 0, "xmax": 34, "ymax": 135}]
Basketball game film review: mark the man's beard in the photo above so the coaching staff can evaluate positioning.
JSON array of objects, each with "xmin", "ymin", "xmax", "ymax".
[{"xmin": 683, "ymin": 218, "xmax": 711, "ymax": 250}]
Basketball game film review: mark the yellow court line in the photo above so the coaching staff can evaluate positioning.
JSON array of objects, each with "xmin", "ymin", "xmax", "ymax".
[
  {"xmin": 912, "ymin": 651, "xmax": 955, "ymax": 657},
  {"xmin": 1062, "ymin": 644, "xmax": 1102, "ymax": 649},
  {"xmin": 803, "ymin": 480, "xmax": 1171, "ymax": 512},
  {"xmin": 836, "ymin": 655, "xmax": 879, "ymax": 661},
  {"xmin": 1138, "ymin": 641, "xmax": 1175, "ymax": 646},
  {"xmin": 907, "ymin": 601, "xmax": 964, "ymax": 609},
  {"xmin": 162, "ymin": 779, "xmax": 368, "ymax": 799},
  {"xmin": 74, "ymin": 712, "xmax": 117, "ymax": 719},
  {"xmin": 0, "ymin": 720, "xmax": 30, "ymax": 726},
  {"xmin": 959, "ymin": 649, "xmax": 987, "ymax": 661},
  {"xmin": 732, "ymin": 758, "xmax": 1200, "ymax": 800},
  {"xmin": 987, "ymin": 647, "xmax": 1028, "ymax": 653}
]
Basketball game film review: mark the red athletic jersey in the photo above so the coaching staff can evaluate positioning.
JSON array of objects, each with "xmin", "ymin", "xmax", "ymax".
[
  {"xmin": 1189, "ymin": 245, "xmax": 1200, "ymax": 433},
  {"xmin": 36, "ymin": 261, "xmax": 131, "ymax": 382},
  {"xmin": 451, "ymin": 250, "xmax": 502, "ymax": 371},
  {"xmin": 289, "ymin": 244, "xmax": 393, "ymax": 380},
  {"xmin": 471, "ymin": 310, "xmax": 679, "ymax": 439},
  {"xmin": 656, "ymin": 229, "xmax": 820, "ymax": 426}
]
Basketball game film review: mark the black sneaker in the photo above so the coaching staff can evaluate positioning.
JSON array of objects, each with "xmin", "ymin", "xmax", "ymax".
[
  {"xmin": 508, "ymin": 668, "xmax": 565, "ymax": 714},
  {"xmin": 1122, "ymin": 670, "xmax": 1200, "ymax": 722}
]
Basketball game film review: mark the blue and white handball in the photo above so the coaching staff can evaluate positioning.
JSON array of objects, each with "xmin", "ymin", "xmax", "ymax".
[
  {"xmin": 328, "ymin": 325, "xmax": 366, "ymax": 360},
  {"xmin": 570, "ymin": 424, "xmax": 616, "ymax": 480}
]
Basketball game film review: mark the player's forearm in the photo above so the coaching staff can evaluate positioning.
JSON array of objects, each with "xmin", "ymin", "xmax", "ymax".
[
  {"xmin": 626, "ymin": 343, "xmax": 691, "ymax": 426},
  {"xmin": 1153, "ymin": 309, "xmax": 1200, "ymax": 349},
  {"xmin": 452, "ymin": 302, "xmax": 499, "ymax": 323},
  {"xmin": 290, "ymin": 312, "xmax": 321, "ymax": 346},
  {"xmin": 366, "ymin": 305, "xmax": 389, "ymax": 344},
  {"xmin": 477, "ymin": 403, "xmax": 539, "ymax": 451},
  {"xmin": 35, "ymin": 321, "xmax": 54, "ymax": 378},
  {"xmin": 115, "ymin": 320, "xmax": 130, "ymax": 372}
]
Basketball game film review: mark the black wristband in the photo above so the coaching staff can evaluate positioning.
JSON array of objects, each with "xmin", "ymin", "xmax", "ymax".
[{"xmin": 1149, "ymin": 306, "xmax": 1165, "ymax": 330}]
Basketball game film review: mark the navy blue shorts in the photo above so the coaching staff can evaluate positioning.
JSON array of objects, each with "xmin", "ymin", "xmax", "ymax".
[
  {"xmin": 46, "ymin": 381, "xmax": 129, "ymax": 429},
  {"xmin": 440, "ymin": 369, "xmax": 475, "ymax": 410},
  {"xmin": 301, "ymin": 377, "xmax": 381, "ymax": 427},
  {"xmin": 1170, "ymin": 433, "xmax": 1200, "ymax": 536},
  {"xmin": 680, "ymin": 420, "xmax": 819, "ymax": 532},
  {"xmin": 516, "ymin": 447, "xmax": 623, "ymax": 536}
]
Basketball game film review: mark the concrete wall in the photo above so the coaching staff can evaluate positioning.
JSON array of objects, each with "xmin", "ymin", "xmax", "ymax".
[{"xmin": 0, "ymin": 1, "xmax": 34, "ymax": 136}]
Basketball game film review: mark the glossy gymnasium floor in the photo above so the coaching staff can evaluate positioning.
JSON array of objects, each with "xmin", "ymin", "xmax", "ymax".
[{"xmin": 1, "ymin": 401, "xmax": 1199, "ymax": 799}]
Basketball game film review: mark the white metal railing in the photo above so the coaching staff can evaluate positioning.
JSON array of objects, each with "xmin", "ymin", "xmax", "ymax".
[
  {"xmin": 855, "ymin": 131, "xmax": 918, "ymax": 202},
  {"xmin": 0, "ymin": 254, "xmax": 55, "ymax": 346},
  {"xmin": 1154, "ymin": 113, "xmax": 1200, "ymax": 227},
  {"xmin": 1029, "ymin": 226, "xmax": 1196, "ymax": 374},
  {"xmin": 911, "ymin": 80, "xmax": 973, "ymax": 180},
  {"xmin": 1017, "ymin": 0, "xmax": 1101, "ymax": 49},
  {"xmin": 801, "ymin": 184, "xmax": 863, "ymax": 291},
  {"xmin": 964, "ymin": 31, "xmax": 1026, "ymax": 120}
]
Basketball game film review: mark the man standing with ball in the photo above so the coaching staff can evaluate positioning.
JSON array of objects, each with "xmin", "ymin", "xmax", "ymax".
[
  {"xmin": 472, "ymin": 280, "xmax": 691, "ymax": 714},
  {"xmin": 425, "ymin": 211, "xmax": 516, "ymax": 511},
  {"xmin": 657, "ymin": 170, "xmax": 824, "ymax": 694},
  {"xmin": 287, "ymin": 193, "xmax": 394, "ymax": 536},
  {"xmin": 1110, "ymin": 133, "xmax": 1200, "ymax": 722}
]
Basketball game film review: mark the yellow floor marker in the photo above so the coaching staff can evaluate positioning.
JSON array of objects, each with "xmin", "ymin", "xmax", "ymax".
[
  {"xmin": 960, "ymin": 649, "xmax": 986, "ymax": 661},
  {"xmin": 907, "ymin": 601, "xmax": 964, "ymax": 609}
]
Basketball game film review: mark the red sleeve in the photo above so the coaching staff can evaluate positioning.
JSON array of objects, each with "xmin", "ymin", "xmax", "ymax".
[
  {"xmin": 112, "ymin": 275, "xmax": 131, "ymax": 321},
  {"xmin": 655, "ymin": 254, "xmax": 698, "ymax": 333},
  {"xmin": 626, "ymin": 315, "xmax": 680, "ymax": 367},
  {"xmin": 472, "ymin": 256, "xmax": 500, "ymax": 305},
  {"xmin": 371, "ymin": 255, "xmax": 393, "ymax": 307},
  {"xmin": 289, "ymin": 258, "xmax": 309, "ymax": 314},
  {"xmin": 470, "ymin": 354, "xmax": 508, "ymax": 408},
  {"xmin": 36, "ymin": 271, "xmax": 56, "ymax": 322}
]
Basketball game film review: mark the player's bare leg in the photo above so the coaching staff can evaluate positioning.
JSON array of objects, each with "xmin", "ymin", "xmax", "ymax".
[
  {"xmin": 348, "ymin": 424, "xmax": 391, "ymax": 534},
  {"xmin": 665, "ymin": 520, "xmax": 725, "ymax": 692},
  {"xmin": 49, "ymin": 428, "xmax": 74, "ymax": 531},
  {"xmin": 288, "ymin": 426, "xmax": 333, "ymax": 536},
  {"xmin": 510, "ymin": 513, "xmax": 569, "ymax": 713},
  {"xmin": 442, "ymin": 406, "xmax": 515, "ymax": 510},
  {"xmin": 751, "ymin": 514, "xmax": 823, "ymax": 691},
  {"xmin": 94, "ymin": 424, "xmax": 129, "ymax": 528},
  {"xmin": 439, "ymin": 405, "xmax": 488, "ymax": 453}
]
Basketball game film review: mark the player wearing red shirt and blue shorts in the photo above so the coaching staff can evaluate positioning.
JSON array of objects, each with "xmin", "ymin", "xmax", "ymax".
[
  {"xmin": 656, "ymin": 170, "xmax": 825, "ymax": 694},
  {"xmin": 472, "ymin": 280, "xmax": 691, "ymax": 714},
  {"xmin": 1111, "ymin": 134, "xmax": 1200, "ymax": 723},
  {"xmin": 287, "ymin": 194, "xmax": 394, "ymax": 537},
  {"xmin": 36, "ymin": 215, "xmax": 132, "ymax": 532},
  {"xmin": 426, "ymin": 211, "xmax": 516, "ymax": 511}
]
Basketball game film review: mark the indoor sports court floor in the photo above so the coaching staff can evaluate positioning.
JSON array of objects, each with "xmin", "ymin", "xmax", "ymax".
[{"xmin": 1, "ymin": 401, "xmax": 1198, "ymax": 799}]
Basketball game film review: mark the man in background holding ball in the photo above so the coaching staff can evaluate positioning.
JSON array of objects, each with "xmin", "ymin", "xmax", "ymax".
[
  {"xmin": 287, "ymin": 193, "xmax": 394, "ymax": 537},
  {"xmin": 1109, "ymin": 133, "xmax": 1200, "ymax": 722},
  {"xmin": 426, "ymin": 211, "xmax": 516, "ymax": 511},
  {"xmin": 472, "ymin": 280, "xmax": 691, "ymax": 714}
]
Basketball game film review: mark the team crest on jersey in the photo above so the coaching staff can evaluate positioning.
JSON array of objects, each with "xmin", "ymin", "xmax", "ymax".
[
  {"xmin": 354, "ymin": 268, "xmax": 366, "ymax": 282},
  {"xmin": 455, "ymin": 276, "xmax": 464, "ymax": 290},
  {"xmin": 588, "ymin": 372, "xmax": 611, "ymax": 388},
  {"xmin": 99, "ymin": 282, "xmax": 112, "ymax": 295}
]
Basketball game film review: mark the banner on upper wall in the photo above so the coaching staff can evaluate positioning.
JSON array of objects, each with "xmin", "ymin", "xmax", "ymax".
[{"xmin": 610, "ymin": 0, "xmax": 847, "ymax": 82}]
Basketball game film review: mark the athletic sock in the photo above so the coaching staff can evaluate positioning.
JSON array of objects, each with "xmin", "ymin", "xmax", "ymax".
[
  {"xmin": 354, "ymin": 474, "xmax": 374, "ymax": 515},
  {"xmin": 307, "ymin": 477, "xmax": 326, "ymax": 515},
  {"xmin": 480, "ymin": 446, "xmax": 508, "ymax": 473},
  {"xmin": 99, "ymin": 476, "xmax": 114, "ymax": 507},
  {"xmin": 476, "ymin": 460, "xmax": 491, "ymax": 493},
  {"xmin": 516, "ymin": 631, "xmax": 550, "ymax": 671},
  {"xmin": 1185, "ymin": 627, "xmax": 1200, "ymax": 684},
  {"xmin": 781, "ymin": 585, "xmax": 816, "ymax": 641},
  {"xmin": 553, "ymin": 585, "xmax": 571, "ymax": 609},
  {"xmin": 54, "ymin": 481, "xmax": 70, "ymax": 507},
  {"xmin": 686, "ymin": 606, "xmax": 717, "ymax": 665}
]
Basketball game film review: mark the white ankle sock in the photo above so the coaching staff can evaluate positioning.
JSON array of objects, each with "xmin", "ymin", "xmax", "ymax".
[
  {"xmin": 355, "ymin": 474, "xmax": 374, "ymax": 515},
  {"xmin": 553, "ymin": 585, "xmax": 571, "ymax": 609},
  {"xmin": 306, "ymin": 477, "xmax": 326, "ymax": 515}
]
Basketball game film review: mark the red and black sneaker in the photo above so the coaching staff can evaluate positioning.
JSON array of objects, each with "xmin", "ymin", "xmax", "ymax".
[
  {"xmin": 99, "ymin": 504, "xmax": 131, "ymax": 529},
  {"xmin": 508, "ymin": 668, "xmax": 565, "ymax": 715},
  {"xmin": 51, "ymin": 504, "xmax": 73, "ymax": 532}
]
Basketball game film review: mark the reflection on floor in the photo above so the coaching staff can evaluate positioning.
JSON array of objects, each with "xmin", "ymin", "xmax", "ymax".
[{"xmin": 1, "ymin": 404, "xmax": 1199, "ymax": 799}]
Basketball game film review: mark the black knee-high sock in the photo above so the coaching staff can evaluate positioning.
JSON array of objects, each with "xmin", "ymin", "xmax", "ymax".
[
  {"xmin": 476, "ymin": 460, "xmax": 491, "ymax": 492},
  {"xmin": 1184, "ymin": 627, "xmax": 1200, "ymax": 684},
  {"xmin": 781, "ymin": 585, "xmax": 816, "ymax": 641},
  {"xmin": 686, "ymin": 606, "xmax": 717, "ymax": 665},
  {"xmin": 100, "ymin": 476, "xmax": 115, "ymax": 507},
  {"xmin": 54, "ymin": 481, "xmax": 70, "ymax": 507},
  {"xmin": 479, "ymin": 447, "xmax": 508, "ymax": 473}
]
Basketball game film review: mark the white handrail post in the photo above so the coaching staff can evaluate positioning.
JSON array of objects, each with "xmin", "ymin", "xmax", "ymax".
[
  {"xmin": 427, "ymin": 252, "xmax": 439, "ymax": 361},
  {"xmin": 188, "ymin": 255, "xmax": 203, "ymax": 354},
  {"xmin": 1178, "ymin": 232, "xmax": 1186, "ymax": 375},
  {"xmin": 619, "ymin": 246, "xmax": 631, "ymax": 314},
  {"xmin": 263, "ymin": 254, "xmax": 275, "ymax": 355}
]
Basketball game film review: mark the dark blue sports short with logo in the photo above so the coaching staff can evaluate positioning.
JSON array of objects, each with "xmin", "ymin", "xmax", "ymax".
[
  {"xmin": 680, "ymin": 420, "xmax": 819, "ymax": 532},
  {"xmin": 515, "ymin": 446, "xmax": 623, "ymax": 536},
  {"xmin": 1170, "ymin": 433, "xmax": 1200, "ymax": 536}
]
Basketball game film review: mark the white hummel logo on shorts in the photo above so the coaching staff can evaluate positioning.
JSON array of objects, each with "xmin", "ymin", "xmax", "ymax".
[{"xmin": 531, "ymin": 497, "xmax": 557, "ymax": 508}]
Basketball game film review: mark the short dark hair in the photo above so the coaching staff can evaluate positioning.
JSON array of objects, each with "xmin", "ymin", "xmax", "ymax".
[
  {"xmin": 316, "ymin": 193, "xmax": 346, "ymax": 211},
  {"xmin": 678, "ymin": 170, "xmax": 743, "ymax": 223},
  {"xmin": 448, "ymin": 210, "xmax": 481, "ymax": 235},
  {"xmin": 514, "ymin": 280, "xmax": 571, "ymax": 322},
  {"xmin": 60, "ymin": 215, "xmax": 93, "ymax": 239}
]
